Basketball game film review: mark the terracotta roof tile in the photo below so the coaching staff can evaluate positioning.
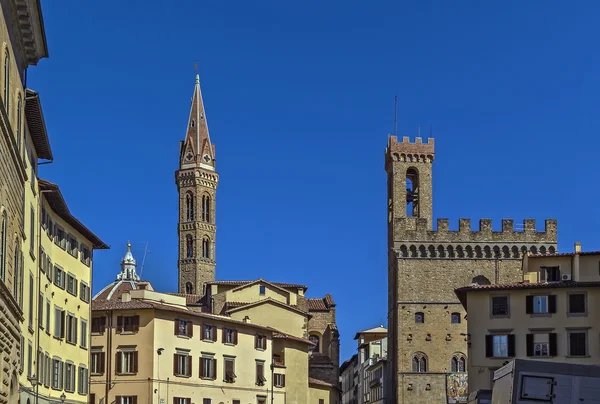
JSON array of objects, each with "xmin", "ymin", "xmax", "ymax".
[
  {"xmin": 456, "ymin": 280, "xmax": 600, "ymax": 293},
  {"xmin": 308, "ymin": 377, "xmax": 337, "ymax": 388},
  {"xmin": 530, "ymin": 251, "xmax": 600, "ymax": 258},
  {"xmin": 271, "ymin": 331, "xmax": 315, "ymax": 345},
  {"xmin": 324, "ymin": 294, "xmax": 335, "ymax": 307},
  {"xmin": 307, "ymin": 298, "xmax": 328, "ymax": 311},
  {"xmin": 207, "ymin": 279, "xmax": 308, "ymax": 290}
]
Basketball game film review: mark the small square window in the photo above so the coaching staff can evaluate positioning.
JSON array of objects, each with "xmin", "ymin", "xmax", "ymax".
[
  {"xmin": 450, "ymin": 312, "xmax": 461, "ymax": 324},
  {"xmin": 491, "ymin": 296, "xmax": 509, "ymax": 316},
  {"xmin": 415, "ymin": 312, "xmax": 424, "ymax": 324},
  {"xmin": 568, "ymin": 293, "xmax": 586, "ymax": 315},
  {"xmin": 259, "ymin": 285, "xmax": 265, "ymax": 295}
]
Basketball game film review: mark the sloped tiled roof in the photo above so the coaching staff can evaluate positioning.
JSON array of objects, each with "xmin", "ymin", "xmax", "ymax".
[
  {"xmin": 226, "ymin": 298, "xmax": 309, "ymax": 317},
  {"xmin": 93, "ymin": 280, "xmax": 141, "ymax": 301},
  {"xmin": 271, "ymin": 331, "xmax": 315, "ymax": 346},
  {"xmin": 530, "ymin": 251, "xmax": 600, "ymax": 258},
  {"xmin": 307, "ymin": 294, "xmax": 336, "ymax": 312},
  {"xmin": 308, "ymin": 377, "xmax": 337, "ymax": 388},
  {"xmin": 207, "ymin": 279, "xmax": 308, "ymax": 291}
]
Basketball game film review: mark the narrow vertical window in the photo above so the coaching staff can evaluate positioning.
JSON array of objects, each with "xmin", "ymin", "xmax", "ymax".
[
  {"xmin": 13, "ymin": 241, "xmax": 18, "ymax": 298},
  {"xmin": 185, "ymin": 192, "xmax": 194, "ymax": 221},
  {"xmin": 202, "ymin": 237, "xmax": 210, "ymax": 259},
  {"xmin": 185, "ymin": 282, "xmax": 193, "ymax": 294},
  {"xmin": 186, "ymin": 235, "xmax": 193, "ymax": 258},
  {"xmin": 0, "ymin": 212, "xmax": 6, "ymax": 281},
  {"xmin": 4, "ymin": 50, "xmax": 9, "ymax": 116},
  {"xmin": 201, "ymin": 194, "xmax": 211, "ymax": 222},
  {"xmin": 16, "ymin": 94, "xmax": 21, "ymax": 151}
]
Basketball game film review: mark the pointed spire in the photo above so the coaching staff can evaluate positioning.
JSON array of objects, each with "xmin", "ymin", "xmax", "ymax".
[
  {"xmin": 180, "ymin": 73, "xmax": 216, "ymax": 170},
  {"xmin": 117, "ymin": 242, "xmax": 140, "ymax": 281}
]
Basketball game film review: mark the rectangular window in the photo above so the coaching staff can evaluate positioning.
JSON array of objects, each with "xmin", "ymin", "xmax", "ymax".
[
  {"xmin": 174, "ymin": 353, "xmax": 192, "ymax": 377},
  {"xmin": 67, "ymin": 234, "xmax": 78, "ymax": 257},
  {"xmin": 27, "ymin": 341, "xmax": 32, "ymax": 377},
  {"xmin": 224, "ymin": 357, "xmax": 236, "ymax": 383},
  {"xmin": 543, "ymin": 266, "xmax": 561, "ymax": 282},
  {"xmin": 45, "ymin": 300, "xmax": 51, "ymax": 332},
  {"xmin": 116, "ymin": 397, "xmax": 137, "ymax": 404},
  {"xmin": 29, "ymin": 205, "xmax": 35, "ymax": 253},
  {"xmin": 255, "ymin": 334, "xmax": 267, "ymax": 350},
  {"xmin": 19, "ymin": 251, "xmax": 24, "ymax": 308},
  {"xmin": 174, "ymin": 319, "xmax": 193, "ymax": 337},
  {"xmin": 39, "ymin": 248, "xmax": 46, "ymax": 273},
  {"xmin": 54, "ymin": 307, "xmax": 65, "ymax": 339},
  {"xmin": 55, "ymin": 225, "xmax": 66, "ymax": 249},
  {"xmin": 46, "ymin": 256, "xmax": 52, "ymax": 282},
  {"xmin": 80, "ymin": 282, "xmax": 90, "ymax": 303},
  {"xmin": 491, "ymin": 296, "xmax": 509, "ymax": 316},
  {"xmin": 64, "ymin": 362, "xmax": 75, "ymax": 392},
  {"xmin": 38, "ymin": 350, "xmax": 44, "ymax": 384},
  {"xmin": 233, "ymin": 401, "xmax": 240, "ymax": 404},
  {"xmin": 258, "ymin": 397, "xmax": 267, "ymax": 404},
  {"xmin": 173, "ymin": 398, "xmax": 191, "ymax": 404},
  {"xmin": 527, "ymin": 333, "xmax": 557, "ymax": 357},
  {"xmin": 45, "ymin": 353, "xmax": 50, "ymax": 387},
  {"xmin": 91, "ymin": 317, "xmax": 106, "ymax": 334},
  {"xmin": 526, "ymin": 295, "xmax": 556, "ymax": 314},
  {"xmin": 223, "ymin": 328, "xmax": 238, "ymax": 345},
  {"xmin": 41, "ymin": 208, "xmax": 47, "ymax": 230},
  {"xmin": 19, "ymin": 336, "xmax": 24, "ymax": 373},
  {"xmin": 202, "ymin": 324, "xmax": 217, "ymax": 341},
  {"xmin": 28, "ymin": 273, "xmax": 34, "ymax": 328},
  {"xmin": 66, "ymin": 313, "xmax": 78, "ymax": 345},
  {"xmin": 256, "ymin": 360, "xmax": 266, "ymax": 386},
  {"xmin": 200, "ymin": 356, "xmax": 216, "ymax": 380},
  {"xmin": 116, "ymin": 315, "xmax": 140, "ymax": 333},
  {"xmin": 52, "ymin": 358, "xmax": 63, "ymax": 390},
  {"xmin": 54, "ymin": 265, "xmax": 64, "ymax": 288},
  {"xmin": 38, "ymin": 293, "xmax": 44, "ymax": 328},
  {"xmin": 274, "ymin": 373, "xmax": 285, "ymax": 387},
  {"xmin": 80, "ymin": 319, "xmax": 88, "ymax": 348},
  {"xmin": 66, "ymin": 274, "xmax": 78, "ymax": 296},
  {"xmin": 568, "ymin": 330, "xmax": 587, "ymax": 356},
  {"xmin": 117, "ymin": 350, "xmax": 138, "ymax": 374},
  {"xmin": 90, "ymin": 350, "xmax": 105, "ymax": 375},
  {"xmin": 485, "ymin": 334, "xmax": 515, "ymax": 358},
  {"xmin": 77, "ymin": 366, "xmax": 88, "ymax": 395},
  {"xmin": 259, "ymin": 285, "xmax": 266, "ymax": 295},
  {"xmin": 568, "ymin": 293, "xmax": 586, "ymax": 314},
  {"xmin": 81, "ymin": 245, "xmax": 91, "ymax": 266},
  {"xmin": 202, "ymin": 399, "xmax": 211, "ymax": 404}
]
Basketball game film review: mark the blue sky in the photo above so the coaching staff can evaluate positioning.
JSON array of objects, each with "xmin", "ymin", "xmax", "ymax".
[{"xmin": 30, "ymin": 1, "xmax": 600, "ymax": 361}]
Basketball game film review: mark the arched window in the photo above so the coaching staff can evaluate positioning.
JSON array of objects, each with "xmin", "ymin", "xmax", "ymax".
[
  {"xmin": 0, "ymin": 212, "xmax": 6, "ymax": 281},
  {"xmin": 405, "ymin": 167, "xmax": 420, "ymax": 217},
  {"xmin": 13, "ymin": 240, "xmax": 18, "ymax": 298},
  {"xmin": 309, "ymin": 335, "xmax": 320, "ymax": 353},
  {"xmin": 16, "ymin": 94, "xmax": 21, "ymax": 152},
  {"xmin": 185, "ymin": 192, "xmax": 194, "ymax": 221},
  {"xmin": 450, "ymin": 353, "xmax": 466, "ymax": 372},
  {"xmin": 186, "ymin": 235, "xmax": 193, "ymax": 258},
  {"xmin": 202, "ymin": 237, "xmax": 210, "ymax": 259},
  {"xmin": 471, "ymin": 275, "xmax": 491, "ymax": 286},
  {"xmin": 451, "ymin": 312, "xmax": 461, "ymax": 324},
  {"xmin": 4, "ymin": 50, "xmax": 9, "ymax": 116},
  {"xmin": 415, "ymin": 312, "xmax": 424, "ymax": 324},
  {"xmin": 185, "ymin": 282, "xmax": 193, "ymax": 294},
  {"xmin": 412, "ymin": 352, "xmax": 427, "ymax": 372},
  {"xmin": 202, "ymin": 194, "xmax": 211, "ymax": 222}
]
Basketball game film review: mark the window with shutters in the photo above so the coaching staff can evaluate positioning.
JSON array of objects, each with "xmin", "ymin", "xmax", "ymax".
[
  {"xmin": 27, "ymin": 341, "xmax": 32, "ymax": 377},
  {"xmin": 202, "ymin": 324, "xmax": 217, "ymax": 341},
  {"xmin": 54, "ymin": 265, "xmax": 65, "ymax": 288},
  {"xmin": 255, "ymin": 334, "xmax": 266, "ymax": 350},
  {"xmin": 52, "ymin": 358, "xmax": 63, "ymax": 390},
  {"xmin": 568, "ymin": 330, "xmax": 588, "ymax": 356},
  {"xmin": 255, "ymin": 360, "xmax": 266, "ymax": 386},
  {"xmin": 80, "ymin": 282, "xmax": 90, "ymax": 303},
  {"xmin": 411, "ymin": 352, "xmax": 427, "ymax": 372},
  {"xmin": 66, "ymin": 313, "xmax": 78, "ymax": 345},
  {"xmin": 90, "ymin": 349, "xmax": 105, "ymax": 375},
  {"xmin": 274, "ymin": 373, "xmax": 285, "ymax": 387},
  {"xmin": 0, "ymin": 211, "xmax": 5, "ymax": 282},
  {"xmin": 44, "ymin": 353, "xmax": 50, "ymax": 387},
  {"xmin": 91, "ymin": 317, "xmax": 106, "ymax": 334},
  {"xmin": 78, "ymin": 366, "xmax": 88, "ymax": 395},
  {"xmin": 80, "ymin": 319, "xmax": 88, "ymax": 348},
  {"xmin": 46, "ymin": 255, "xmax": 52, "ymax": 282},
  {"xmin": 174, "ymin": 319, "xmax": 193, "ymax": 338},
  {"xmin": 66, "ymin": 273, "xmax": 78, "ymax": 296},
  {"xmin": 173, "ymin": 398, "xmax": 191, "ymax": 404},
  {"xmin": 116, "ymin": 396, "xmax": 137, "ymax": 404},
  {"xmin": 224, "ymin": 357, "xmax": 236, "ymax": 383},
  {"xmin": 81, "ymin": 245, "xmax": 91, "ymax": 266},
  {"xmin": 526, "ymin": 333, "xmax": 556, "ymax": 357},
  {"xmin": 200, "ymin": 355, "xmax": 216, "ymax": 380},
  {"xmin": 526, "ymin": 295, "xmax": 556, "ymax": 315},
  {"xmin": 45, "ymin": 300, "xmax": 50, "ymax": 333},
  {"xmin": 38, "ymin": 293, "xmax": 44, "ymax": 328},
  {"xmin": 55, "ymin": 225, "xmax": 66, "ymax": 249},
  {"xmin": 542, "ymin": 266, "xmax": 560, "ymax": 282},
  {"xmin": 28, "ymin": 272, "xmax": 33, "ymax": 328},
  {"xmin": 223, "ymin": 328, "xmax": 237, "ymax": 345},
  {"xmin": 174, "ymin": 352, "xmax": 192, "ymax": 377},
  {"xmin": 490, "ymin": 296, "xmax": 510, "ymax": 317},
  {"xmin": 38, "ymin": 350, "xmax": 44, "ymax": 384},
  {"xmin": 116, "ymin": 315, "xmax": 140, "ymax": 334},
  {"xmin": 54, "ymin": 307, "xmax": 66, "ymax": 339},
  {"xmin": 116, "ymin": 349, "xmax": 138, "ymax": 375},
  {"xmin": 67, "ymin": 235, "xmax": 78, "ymax": 258},
  {"xmin": 568, "ymin": 293, "xmax": 586, "ymax": 315},
  {"xmin": 485, "ymin": 334, "xmax": 515, "ymax": 358},
  {"xmin": 64, "ymin": 362, "xmax": 76, "ymax": 392}
]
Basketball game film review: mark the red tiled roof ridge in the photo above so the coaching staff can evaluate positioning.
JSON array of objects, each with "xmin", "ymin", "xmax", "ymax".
[
  {"xmin": 530, "ymin": 250, "xmax": 600, "ymax": 258},
  {"xmin": 207, "ymin": 279, "xmax": 308, "ymax": 290},
  {"xmin": 308, "ymin": 377, "xmax": 337, "ymax": 388},
  {"xmin": 456, "ymin": 280, "xmax": 600, "ymax": 292}
]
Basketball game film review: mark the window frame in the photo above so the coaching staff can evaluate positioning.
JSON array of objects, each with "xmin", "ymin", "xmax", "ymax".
[
  {"xmin": 200, "ymin": 354, "xmax": 216, "ymax": 380},
  {"xmin": 66, "ymin": 273, "xmax": 78, "ymax": 296},
  {"xmin": 567, "ymin": 329, "xmax": 588, "ymax": 357},
  {"xmin": 450, "ymin": 312, "xmax": 461, "ymax": 324},
  {"xmin": 174, "ymin": 352, "xmax": 192, "ymax": 378},
  {"xmin": 415, "ymin": 312, "xmax": 424, "ymax": 324},
  {"xmin": 490, "ymin": 295, "xmax": 510, "ymax": 318},
  {"xmin": 224, "ymin": 356, "xmax": 236, "ymax": 383},
  {"xmin": 567, "ymin": 292, "xmax": 587, "ymax": 316}
]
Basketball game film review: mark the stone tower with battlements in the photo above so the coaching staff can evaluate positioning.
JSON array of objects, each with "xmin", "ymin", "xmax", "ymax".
[
  {"xmin": 385, "ymin": 135, "xmax": 558, "ymax": 404},
  {"xmin": 176, "ymin": 74, "xmax": 218, "ymax": 295}
]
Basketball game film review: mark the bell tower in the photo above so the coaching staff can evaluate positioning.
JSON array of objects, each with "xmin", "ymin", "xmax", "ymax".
[{"xmin": 176, "ymin": 74, "xmax": 218, "ymax": 295}]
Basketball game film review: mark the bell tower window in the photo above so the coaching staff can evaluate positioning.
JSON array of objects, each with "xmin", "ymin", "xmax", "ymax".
[
  {"xmin": 185, "ymin": 192, "xmax": 194, "ymax": 221},
  {"xmin": 185, "ymin": 282, "xmax": 193, "ymax": 294},
  {"xmin": 186, "ymin": 235, "xmax": 193, "ymax": 258},
  {"xmin": 202, "ymin": 237, "xmax": 210, "ymax": 259},
  {"xmin": 201, "ymin": 195, "xmax": 211, "ymax": 222},
  {"xmin": 406, "ymin": 168, "xmax": 419, "ymax": 217}
]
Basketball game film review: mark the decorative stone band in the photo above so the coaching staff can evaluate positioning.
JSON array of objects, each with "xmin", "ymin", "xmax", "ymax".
[{"xmin": 393, "ymin": 243, "xmax": 556, "ymax": 260}]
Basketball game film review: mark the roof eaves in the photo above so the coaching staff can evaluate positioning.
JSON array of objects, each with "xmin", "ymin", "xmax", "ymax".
[{"xmin": 25, "ymin": 89, "xmax": 53, "ymax": 160}]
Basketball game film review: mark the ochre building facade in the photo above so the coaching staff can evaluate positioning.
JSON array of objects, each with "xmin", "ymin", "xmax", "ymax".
[{"xmin": 384, "ymin": 135, "xmax": 558, "ymax": 403}]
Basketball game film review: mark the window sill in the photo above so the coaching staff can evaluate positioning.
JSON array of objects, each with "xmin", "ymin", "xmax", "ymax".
[
  {"xmin": 29, "ymin": 249, "xmax": 35, "ymax": 260},
  {"xmin": 488, "ymin": 356, "xmax": 513, "ymax": 360},
  {"xmin": 80, "ymin": 346, "xmax": 88, "ymax": 351},
  {"xmin": 118, "ymin": 331, "xmax": 136, "ymax": 335},
  {"xmin": 176, "ymin": 335, "xmax": 190, "ymax": 339},
  {"xmin": 53, "ymin": 336, "xmax": 64, "ymax": 341},
  {"xmin": 200, "ymin": 377, "xmax": 216, "ymax": 381},
  {"xmin": 175, "ymin": 374, "xmax": 191, "ymax": 378},
  {"xmin": 567, "ymin": 313, "xmax": 588, "ymax": 317},
  {"xmin": 530, "ymin": 313, "xmax": 552, "ymax": 318},
  {"xmin": 565, "ymin": 355, "xmax": 590, "ymax": 358},
  {"xmin": 66, "ymin": 341, "xmax": 77, "ymax": 346},
  {"xmin": 224, "ymin": 342, "xmax": 237, "ymax": 346},
  {"xmin": 490, "ymin": 315, "xmax": 511, "ymax": 319},
  {"xmin": 255, "ymin": 348, "xmax": 266, "ymax": 352},
  {"xmin": 116, "ymin": 372, "xmax": 137, "ymax": 376},
  {"xmin": 528, "ymin": 355, "xmax": 554, "ymax": 358},
  {"xmin": 202, "ymin": 339, "xmax": 215, "ymax": 343}
]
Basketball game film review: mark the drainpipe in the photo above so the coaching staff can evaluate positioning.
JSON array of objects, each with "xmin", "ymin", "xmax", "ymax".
[{"xmin": 573, "ymin": 242, "xmax": 581, "ymax": 281}]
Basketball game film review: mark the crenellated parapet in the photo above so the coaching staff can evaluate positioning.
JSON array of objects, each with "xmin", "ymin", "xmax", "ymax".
[
  {"xmin": 392, "ymin": 217, "xmax": 557, "ymax": 259},
  {"xmin": 385, "ymin": 136, "xmax": 435, "ymax": 170}
]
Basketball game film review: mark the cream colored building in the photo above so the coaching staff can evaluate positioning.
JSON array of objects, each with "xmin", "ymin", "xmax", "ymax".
[
  {"xmin": 455, "ymin": 242, "xmax": 600, "ymax": 394},
  {"xmin": 0, "ymin": 1, "xmax": 48, "ymax": 403},
  {"xmin": 91, "ymin": 246, "xmax": 337, "ymax": 404}
]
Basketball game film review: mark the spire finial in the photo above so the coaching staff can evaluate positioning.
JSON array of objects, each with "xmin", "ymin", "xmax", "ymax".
[
  {"xmin": 194, "ymin": 60, "xmax": 200, "ymax": 84},
  {"xmin": 127, "ymin": 241, "xmax": 131, "ymax": 249}
]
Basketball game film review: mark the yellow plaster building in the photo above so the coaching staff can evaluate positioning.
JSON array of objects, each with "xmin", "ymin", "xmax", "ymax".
[
  {"xmin": 455, "ymin": 242, "xmax": 600, "ymax": 394},
  {"xmin": 91, "ymin": 246, "xmax": 337, "ymax": 404}
]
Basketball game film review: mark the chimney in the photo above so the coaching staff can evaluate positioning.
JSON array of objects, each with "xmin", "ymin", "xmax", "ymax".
[{"xmin": 572, "ymin": 242, "xmax": 581, "ymax": 282}]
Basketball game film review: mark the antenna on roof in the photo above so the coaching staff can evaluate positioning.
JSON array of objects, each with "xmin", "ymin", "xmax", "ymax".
[
  {"xmin": 139, "ymin": 242, "xmax": 151, "ymax": 279},
  {"xmin": 393, "ymin": 96, "xmax": 398, "ymax": 137}
]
